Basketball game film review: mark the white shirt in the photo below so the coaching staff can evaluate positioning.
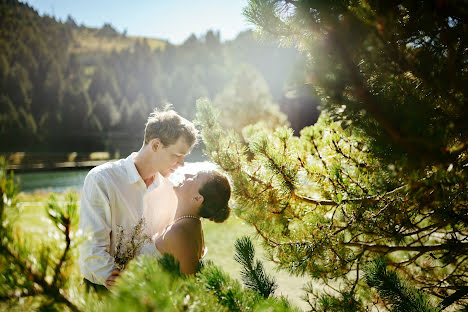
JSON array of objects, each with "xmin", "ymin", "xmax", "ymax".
[
  {"xmin": 142, "ymin": 176, "xmax": 178, "ymax": 239},
  {"xmin": 78, "ymin": 153, "xmax": 161, "ymax": 285}
]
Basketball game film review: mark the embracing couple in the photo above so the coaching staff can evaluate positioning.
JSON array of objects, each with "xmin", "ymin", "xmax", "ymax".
[{"xmin": 78, "ymin": 108, "xmax": 231, "ymax": 291}]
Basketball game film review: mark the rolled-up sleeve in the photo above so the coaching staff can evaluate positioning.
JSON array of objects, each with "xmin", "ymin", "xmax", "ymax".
[{"xmin": 79, "ymin": 172, "xmax": 115, "ymax": 285}]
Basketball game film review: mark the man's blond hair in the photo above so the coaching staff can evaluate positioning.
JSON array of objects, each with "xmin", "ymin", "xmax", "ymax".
[{"xmin": 144, "ymin": 108, "xmax": 198, "ymax": 147}]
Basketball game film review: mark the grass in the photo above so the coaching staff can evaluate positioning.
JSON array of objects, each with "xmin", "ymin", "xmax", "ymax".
[
  {"xmin": 203, "ymin": 217, "xmax": 311, "ymax": 311},
  {"xmin": 16, "ymin": 191, "xmax": 311, "ymax": 311}
]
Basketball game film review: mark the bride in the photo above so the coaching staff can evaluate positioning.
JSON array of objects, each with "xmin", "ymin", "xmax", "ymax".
[{"xmin": 143, "ymin": 169, "xmax": 231, "ymax": 274}]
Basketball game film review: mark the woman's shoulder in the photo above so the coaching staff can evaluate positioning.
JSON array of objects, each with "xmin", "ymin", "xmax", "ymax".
[
  {"xmin": 158, "ymin": 221, "xmax": 200, "ymax": 256},
  {"xmin": 165, "ymin": 219, "xmax": 200, "ymax": 238}
]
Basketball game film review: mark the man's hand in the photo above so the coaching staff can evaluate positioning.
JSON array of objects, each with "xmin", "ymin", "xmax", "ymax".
[{"xmin": 105, "ymin": 269, "xmax": 121, "ymax": 289}]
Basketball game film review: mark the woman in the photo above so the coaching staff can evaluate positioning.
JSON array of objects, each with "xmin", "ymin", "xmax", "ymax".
[{"xmin": 153, "ymin": 170, "xmax": 231, "ymax": 274}]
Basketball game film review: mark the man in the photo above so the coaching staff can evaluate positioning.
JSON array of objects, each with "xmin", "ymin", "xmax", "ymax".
[{"xmin": 78, "ymin": 108, "xmax": 198, "ymax": 290}]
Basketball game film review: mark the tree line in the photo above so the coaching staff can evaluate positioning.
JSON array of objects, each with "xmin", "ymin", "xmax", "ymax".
[{"xmin": 0, "ymin": 0, "xmax": 304, "ymax": 154}]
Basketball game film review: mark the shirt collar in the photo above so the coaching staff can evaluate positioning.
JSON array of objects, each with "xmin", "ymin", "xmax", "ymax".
[{"xmin": 125, "ymin": 153, "xmax": 161, "ymax": 188}]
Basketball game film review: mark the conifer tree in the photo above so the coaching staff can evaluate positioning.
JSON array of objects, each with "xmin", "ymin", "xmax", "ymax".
[
  {"xmin": 214, "ymin": 65, "xmax": 288, "ymax": 133},
  {"xmin": 195, "ymin": 0, "xmax": 467, "ymax": 309}
]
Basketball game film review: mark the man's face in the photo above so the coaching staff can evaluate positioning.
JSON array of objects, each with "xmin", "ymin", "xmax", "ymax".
[{"xmin": 156, "ymin": 137, "xmax": 192, "ymax": 178}]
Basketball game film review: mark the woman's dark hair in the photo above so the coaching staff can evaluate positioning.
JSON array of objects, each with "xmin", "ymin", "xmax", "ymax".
[{"xmin": 198, "ymin": 171, "xmax": 231, "ymax": 223}]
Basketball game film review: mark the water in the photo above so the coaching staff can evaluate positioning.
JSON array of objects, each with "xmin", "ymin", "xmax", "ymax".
[
  {"xmin": 16, "ymin": 170, "xmax": 90, "ymax": 193},
  {"xmin": 15, "ymin": 161, "xmax": 217, "ymax": 193}
]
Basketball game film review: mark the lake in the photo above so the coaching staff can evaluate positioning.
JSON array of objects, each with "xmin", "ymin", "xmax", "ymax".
[{"xmin": 15, "ymin": 161, "xmax": 217, "ymax": 193}]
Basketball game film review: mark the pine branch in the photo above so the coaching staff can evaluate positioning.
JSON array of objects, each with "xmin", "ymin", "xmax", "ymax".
[
  {"xmin": 293, "ymin": 184, "xmax": 406, "ymax": 205},
  {"xmin": 52, "ymin": 221, "xmax": 71, "ymax": 287},
  {"xmin": 47, "ymin": 194, "xmax": 75, "ymax": 287},
  {"xmin": 1, "ymin": 242, "xmax": 81, "ymax": 312},
  {"xmin": 0, "ymin": 159, "xmax": 80, "ymax": 311},
  {"xmin": 157, "ymin": 253, "xmax": 182, "ymax": 277},
  {"xmin": 331, "ymin": 135, "xmax": 369, "ymax": 169},
  {"xmin": 438, "ymin": 287, "xmax": 468, "ymax": 311},
  {"xmin": 364, "ymin": 258, "xmax": 439, "ymax": 312},
  {"xmin": 234, "ymin": 236, "xmax": 277, "ymax": 298},
  {"xmin": 344, "ymin": 242, "xmax": 468, "ymax": 253},
  {"xmin": 328, "ymin": 27, "xmax": 408, "ymax": 149}
]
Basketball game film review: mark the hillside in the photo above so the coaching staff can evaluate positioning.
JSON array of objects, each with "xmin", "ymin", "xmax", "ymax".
[{"xmin": 70, "ymin": 25, "xmax": 167, "ymax": 53}]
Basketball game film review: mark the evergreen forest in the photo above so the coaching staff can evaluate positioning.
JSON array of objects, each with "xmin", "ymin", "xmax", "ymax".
[{"xmin": 0, "ymin": 0, "xmax": 309, "ymax": 154}]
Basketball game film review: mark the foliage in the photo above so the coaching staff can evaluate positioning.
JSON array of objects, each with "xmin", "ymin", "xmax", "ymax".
[
  {"xmin": 239, "ymin": 2, "xmax": 468, "ymax": 308},
  {"xmin": 234, "ymin": 236, "xmax": 278, "ymax": 298},
  {"xmin": 101, "ymin": 254, "xmax": 298, "ymax": 312},
  {"xmin": 214, "ymin": 65, "xmax": 288, "ymax": 133},
  {"xmin": 239, "ymin": 3, "xmax": 466, "ymax": 309},
  {"xmin": 196, "ymin": 68, "xmax": 467, "ymax": 312},
  {"xmin": 302, "ymin": 283, "xmax": 362, "ymax": 312},
  {"xmin": 0, "ymin": 157, "xmax": 80, "ymax": 311},
  {"xmin": 243, "ymin": 0, "xmax": 467, "ymax": 167},
  {"xmin": 364, "ymin": 258, "xmax": 439, "ymax": 312}
]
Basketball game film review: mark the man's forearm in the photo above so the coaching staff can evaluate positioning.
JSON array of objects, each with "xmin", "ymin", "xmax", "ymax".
[{"xmin": 79, "ymin": 243, "xmax": 116, "ymax": 285}]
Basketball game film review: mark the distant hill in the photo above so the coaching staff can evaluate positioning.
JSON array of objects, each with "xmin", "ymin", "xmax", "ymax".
[{"xmin": 69, "ymin": 24, "xmax": 167, "ymax": 53}]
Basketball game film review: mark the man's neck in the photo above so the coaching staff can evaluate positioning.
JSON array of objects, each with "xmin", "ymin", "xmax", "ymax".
[{"xmin": 133, "ymin": 149, "xmax": 157, "ymax": 188}]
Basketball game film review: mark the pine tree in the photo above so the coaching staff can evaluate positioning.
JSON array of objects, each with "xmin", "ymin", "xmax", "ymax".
[
  {"xmin": 196, "ymin": 1, "xmax": 467, "ymax": 297},
  {"xmin": 214, "ymin": 65, "xmax": 288, "ymax": 133},
  {"xmin": 194, "ymin": 1, "xmax": 468, "ymax": 310}
]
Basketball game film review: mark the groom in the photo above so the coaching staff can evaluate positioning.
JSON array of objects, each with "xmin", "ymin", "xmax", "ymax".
[{"xmin": 79, "ymin": 108, "xmax": 198, "ymax": 290}]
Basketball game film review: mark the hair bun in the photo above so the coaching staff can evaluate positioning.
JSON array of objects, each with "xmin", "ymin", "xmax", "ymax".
[
  {"xmin": 198, "ymin": 171, "xmax": 231, "ymax": 223},
  {"xmin": 210, "ymin": 204, "xmax": 231, "ymax": 223}
]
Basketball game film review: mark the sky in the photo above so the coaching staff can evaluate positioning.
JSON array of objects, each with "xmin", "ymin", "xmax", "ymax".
[{"xmin": 22, "ymin": 0, "xmax": 252, "ymax": 44}]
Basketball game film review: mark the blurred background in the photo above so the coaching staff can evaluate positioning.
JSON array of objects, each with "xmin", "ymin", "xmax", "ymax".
[{"xmin": 0, "ymin": 0, "xmax": 319, "ymax": 186}]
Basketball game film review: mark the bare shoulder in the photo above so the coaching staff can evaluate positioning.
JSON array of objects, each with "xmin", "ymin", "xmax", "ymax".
[
  {"xmin": 163, "ymin": 219, "xmax": 200, "ymax": 245},
  {"xmin": 157, "ymin": 220, "xmax": 202, "ymax": 274}
]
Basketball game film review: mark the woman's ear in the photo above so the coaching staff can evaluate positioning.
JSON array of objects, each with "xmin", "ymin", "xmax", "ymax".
[{"xmin": 193, "ymin": 194, "xmax": 204, "ymax": 206}]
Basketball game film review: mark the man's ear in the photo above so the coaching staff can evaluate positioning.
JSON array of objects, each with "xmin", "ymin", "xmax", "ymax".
[{"xmin": 151, "ymin": 138, "xmax": 162, "ymax": 152}]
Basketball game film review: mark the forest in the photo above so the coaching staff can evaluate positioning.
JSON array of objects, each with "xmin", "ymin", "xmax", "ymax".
[{"xmin": 0, "ymin": 0, "xmax": 312, "ymax": 154}]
